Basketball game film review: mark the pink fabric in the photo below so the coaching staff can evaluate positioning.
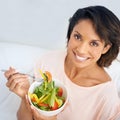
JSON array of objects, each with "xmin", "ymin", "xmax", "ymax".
[{"xmin": 34, "ymin": 50, "xmax": 120, "ymax": 120}]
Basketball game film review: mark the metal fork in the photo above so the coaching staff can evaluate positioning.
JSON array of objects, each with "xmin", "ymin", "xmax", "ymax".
[{"xmin": 0, "ymin": 69, "xmax": 43, "ymax": 82}]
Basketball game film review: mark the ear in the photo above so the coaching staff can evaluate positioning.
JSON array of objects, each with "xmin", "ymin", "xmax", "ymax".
[{"xmin": 102, "ymin": 44, "xmax": 111, "ymax": 54}]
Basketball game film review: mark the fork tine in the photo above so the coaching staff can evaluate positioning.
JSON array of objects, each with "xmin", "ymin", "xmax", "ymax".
[{"xmin": 0, "ymin": 69, "xmax": 6, "ymax": 72}]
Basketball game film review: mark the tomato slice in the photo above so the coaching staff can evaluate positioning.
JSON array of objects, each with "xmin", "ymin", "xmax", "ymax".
[
  {"xmin": 51, "ymin": 101, "xmax": 58, "ymax": 110},
  {"xmin": 45, "ymin": 71, "xmax": 52, "ymax": 82},
  {"xmin": 57, "ymin": 87, "xmax": 63, "ymax": 97},
  {"xmin": 38, "ymin": 102, "xmax": 49, "ymax": 107}
]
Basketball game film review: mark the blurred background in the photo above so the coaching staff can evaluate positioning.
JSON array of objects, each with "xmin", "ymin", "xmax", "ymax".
[{"xmin": 0, "ymin": 0, "xmax": 120, "ymax": 50}]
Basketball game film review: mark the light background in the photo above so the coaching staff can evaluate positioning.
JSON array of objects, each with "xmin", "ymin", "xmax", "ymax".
[{"xmin": 0, "ymin": 0, "xmax": 120, "ymax": 50}]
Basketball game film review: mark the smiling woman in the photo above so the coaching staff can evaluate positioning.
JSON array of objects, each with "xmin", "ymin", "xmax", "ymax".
[{"xmin": 2, "ymin": 5, "xmax": 120, "ymax": 120}]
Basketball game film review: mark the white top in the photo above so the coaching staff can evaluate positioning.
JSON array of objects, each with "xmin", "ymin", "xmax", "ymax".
[{"xmin": 34, "ymin": 50, "xmax": 120, "ymax": 120}]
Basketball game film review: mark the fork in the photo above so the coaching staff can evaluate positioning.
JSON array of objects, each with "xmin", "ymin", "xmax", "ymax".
[{"xmin": 0, "ymin": 69, "xmax": 43, "ymax": 82}]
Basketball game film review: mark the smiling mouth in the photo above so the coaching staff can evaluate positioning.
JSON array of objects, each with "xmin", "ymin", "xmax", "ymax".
[
  {"xmin": 76, "ymin": 55, "xmax": 88, "ymax": 61},
  {"xmin": 72, "ymin": 50, "xmax": 90, "ymax": 62}
]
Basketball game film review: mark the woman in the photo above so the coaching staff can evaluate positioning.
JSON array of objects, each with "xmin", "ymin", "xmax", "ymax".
[{"xmin": 5, "ymin": 5, "xmax": 120, "ymax": 120}]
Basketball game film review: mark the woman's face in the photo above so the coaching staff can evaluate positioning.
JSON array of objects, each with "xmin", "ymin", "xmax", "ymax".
[{"xmin": 67, "ymin": 19, "xmax": 110, "ymax": 68}]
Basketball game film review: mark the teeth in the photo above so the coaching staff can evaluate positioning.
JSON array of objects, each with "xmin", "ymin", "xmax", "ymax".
[{"xmin": 76, "ymin": 55, "xmax": 88, "ymax": 61}]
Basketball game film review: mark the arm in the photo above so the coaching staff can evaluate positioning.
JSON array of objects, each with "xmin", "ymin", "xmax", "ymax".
[
  {"xmin": 4, "ymin": 67, "xmax": 57, "ymax": 120},
  {"xmin": 17, "ymin": 98, "xmax": 33, "ymax": 120},
  {"xmin": 4, "ymin": 67, "xmax": 33, "ymax": 119}
]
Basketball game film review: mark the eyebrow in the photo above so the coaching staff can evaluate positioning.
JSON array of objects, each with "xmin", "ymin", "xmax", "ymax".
[
  {"xmin": 74, "ymin": 31, "xmax": 82, "ymax": 37},
  {"xmin": 74, "ymin": 31, "xmax": 80, "ymax": 35}
]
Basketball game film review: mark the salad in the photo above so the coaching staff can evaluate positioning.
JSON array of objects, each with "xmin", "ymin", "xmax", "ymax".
[{"xmin": 29, "ymin": 70, "xmax": 65, "ymax": 111}]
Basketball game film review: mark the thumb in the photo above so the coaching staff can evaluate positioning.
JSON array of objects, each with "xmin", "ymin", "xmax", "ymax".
[{"xmin": 31, "ymin": 105, "xmax": 43, "ymax": 120}]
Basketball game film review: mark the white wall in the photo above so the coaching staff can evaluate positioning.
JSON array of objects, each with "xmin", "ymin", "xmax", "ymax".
[{"xmin": 0, "ymin": 0, "xmax": 120, "ymax": 50}]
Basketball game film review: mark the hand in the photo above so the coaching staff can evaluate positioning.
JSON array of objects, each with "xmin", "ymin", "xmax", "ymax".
[
  {"xmin": 4, "ymin": 67, "xmax": 30, "ymax": 98},
  {"xmin": 31, "ymin": 106, "xmax": 57, "ymax": 120}
]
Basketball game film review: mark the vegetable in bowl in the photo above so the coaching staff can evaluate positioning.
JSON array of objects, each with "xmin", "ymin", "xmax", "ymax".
[{"xmin": 28, "ymin": 70, "xmax": 68, "ymax": 116}]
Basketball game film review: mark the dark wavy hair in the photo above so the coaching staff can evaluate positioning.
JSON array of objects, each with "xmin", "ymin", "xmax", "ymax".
[{"xmin": 67, "ymin": 6, "xmax": 120, "ymax": 67}]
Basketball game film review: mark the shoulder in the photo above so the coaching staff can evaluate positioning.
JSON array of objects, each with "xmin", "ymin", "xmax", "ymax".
[{"xmin": 38, "ymin": 50, "xmax": 66, "ymax": 63}]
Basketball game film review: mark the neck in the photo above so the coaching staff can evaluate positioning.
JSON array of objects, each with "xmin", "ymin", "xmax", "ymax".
[{"xmin": 64, "ymin": 55, "xmax": 101, "ymax": 80}]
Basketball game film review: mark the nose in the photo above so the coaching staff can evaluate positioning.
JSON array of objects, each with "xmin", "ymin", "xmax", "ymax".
[{"xmin": 76, "ymin": 42, "xmax": 88, "ymax": 53}]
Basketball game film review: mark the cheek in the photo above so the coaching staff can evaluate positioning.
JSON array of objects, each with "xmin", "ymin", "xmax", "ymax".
[
  {"xmin": 67, "ymin": 40, "xmax": 76, "ymax": 56},
  {"xmin": 67, "ymin": 40, "xmax": 72, "ymax": 49},
  {"xmin": 67, "ymin": 39, "xmax": 77, "ymax": 49},
  {"xmin": 92, "ymin": 50, "xmax": 103, "ymax": 59}
]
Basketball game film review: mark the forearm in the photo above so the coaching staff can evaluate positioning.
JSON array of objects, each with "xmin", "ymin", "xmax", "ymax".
[{"xmin": 17, "ymin": 99, "xmax": 33, "ymax": 120}]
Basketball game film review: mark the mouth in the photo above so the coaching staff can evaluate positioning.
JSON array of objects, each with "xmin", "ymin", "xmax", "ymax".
[
  {"xmin": 76, "ymin": 55, "xmax": 88, "ymax": 61},
  {"xmin": 73, "ymin": 51, "xmax": 89, "ymax": 62}
]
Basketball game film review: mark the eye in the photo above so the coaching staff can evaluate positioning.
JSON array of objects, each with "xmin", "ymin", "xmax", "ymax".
[
  {"xmin": 90, "ymin": 41, "xmax": 99, "ymax": 47},
  {"xmin": 74, "ymin": 34, "xmax": 81, "ymax": 41}
]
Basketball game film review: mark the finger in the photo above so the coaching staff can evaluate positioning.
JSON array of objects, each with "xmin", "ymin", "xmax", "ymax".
[
  {"xmin": 8, "ymin": 80, "xmax": 29, "ymax": 98},
  {"xmin": 7, "ymin": 72, "xmax": 19, "ymax": 80},
  {"xmin": 8, "ymin": 73, "xmax": 27, "ymax": 81},
  {"xmin": 25, "ymin": 95, "xmax": 32, "ymax": 111},
  {"xmin": 8, "ymin": 78, "xmax": 25, "ymax": 90},
  {"xmin": 6, "ymin": 74, "xmax": 28, "ymax": 87},
  {"xmin": 4, "ymin": 67, "xmax": 16, "ymax": 78},
  {"xmin": 9, "ymin": 67, "xmax": 16, "ymax": 72}
]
